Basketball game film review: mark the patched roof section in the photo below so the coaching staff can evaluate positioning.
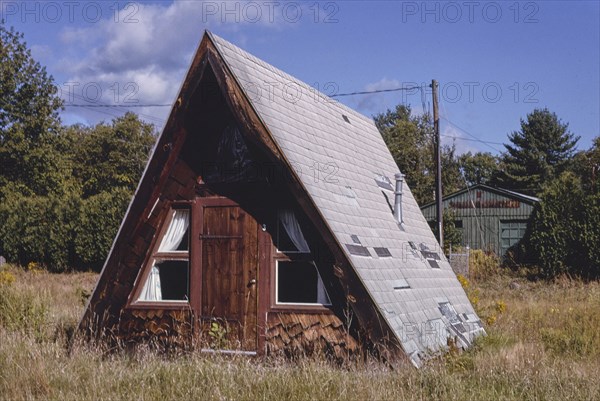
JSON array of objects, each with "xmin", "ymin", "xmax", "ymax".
[{"xmin": 210, "ymin": 33, "xmax": 484, "ymax": 365}]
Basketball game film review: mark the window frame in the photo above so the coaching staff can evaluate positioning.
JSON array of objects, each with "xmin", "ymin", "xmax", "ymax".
[
  {"xmin": 274, "ymin": 259, "xmax": 332, "ymax": 307},
  {"xmin": 270, "ymin": 211, "xmax": 332, "ymax": 312},
  {"xmin": 129, "ymin": 202, "xmax": 192, "ymax": 309}
]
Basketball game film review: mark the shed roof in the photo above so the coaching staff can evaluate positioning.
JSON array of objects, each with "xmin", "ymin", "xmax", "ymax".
[
  {"xmin": 208, "ymin": 32, "xmax": 483, "ymax": 365},
  {"xmin": 421, "ymin": 183, "xmax": 540, "ymax": 211}
]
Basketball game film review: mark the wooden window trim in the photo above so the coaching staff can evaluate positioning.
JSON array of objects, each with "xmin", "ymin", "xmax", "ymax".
[
  {"xmin": 270, "ymin": 305, "xmax": 333, "ymax": 314},
  {"xmin": 270, "ymin": 249, "xmax": 333, "ymax": 313},
  {"xmin": 127, "ymin": 202, "xmax": 192, "ymax": 309},
  {"xmin": 127, "ymin": 301, "xmax": 192, "ymax": 310}
]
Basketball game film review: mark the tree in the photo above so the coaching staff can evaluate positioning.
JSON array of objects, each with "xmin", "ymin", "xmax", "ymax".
[
  {"xmin": 0, "ymin": 25, "xmax": 156, "ymax": 271},
  {"xmin": 374, "ymin": 104, "xmax": 462, "ymax": 205},
  {"xmin": 432, "ymin": 208, "xmax": 462, "ymax": 255},
  {"xmin": 68, "ymin": 112, "xmax": 156, "ymax": 197},
  {"xmin": 375, "ymin": 105, "xmax": 434, "ymax": 205},
  {"xmin": 570, "ymin": 136, "xmax": 600, "ymax": 194},
  {"xmin": 441, "ymin": 143, "xmax": 462, "ymax": 196},
  {"xmin": 458, "ymin": 151, "xmax": 500, "ymax": 186},
  {"xmin": 0, "ymin": 24, "xmax": 67, "ymax": 197},
  {"xmin": 493, "ymin": 108, "xmax": 579, "ymax": 196},
  {"xmin": 525, "ymin": 172, "xmax": 584, "ymax": 277}
]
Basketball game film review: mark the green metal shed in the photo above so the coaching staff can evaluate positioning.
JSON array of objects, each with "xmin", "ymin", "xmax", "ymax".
[{"xmin": 420, "ymin": 184, "xmax": 539, "ymax": 256}]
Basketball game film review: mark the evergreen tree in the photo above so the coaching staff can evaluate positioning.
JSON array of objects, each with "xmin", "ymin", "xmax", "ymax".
[{"xmin": 493, "ymin": 108, "xmax": 579, "ymax": 196}]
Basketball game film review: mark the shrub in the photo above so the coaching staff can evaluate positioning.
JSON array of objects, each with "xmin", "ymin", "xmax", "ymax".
[
  {"xmin": 524, "ymin": 172, "xmax": 600, "ymax": 278},
  {"xmin": 0, "ymin": 280, "xmax": 48, "ymax": 338},
  {"xmin": 0, "ymin": 191, "xmax": 81, "ymax": 271},
  {"xmin": 468, "ymin": 249, "xmax": 499, "ymax": 281},
  {"xmin": 0, "ymin": 187, "xmax": 131, "ymax": 272},
  {"xmin": 74, "ymin": 187, "xmax": 131, "ymax": 271}
]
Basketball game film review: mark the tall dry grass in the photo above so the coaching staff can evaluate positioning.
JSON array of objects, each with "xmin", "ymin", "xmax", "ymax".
[{"xmin": 1, "ymin": 264, "xmax": 599, "ymax": 401}]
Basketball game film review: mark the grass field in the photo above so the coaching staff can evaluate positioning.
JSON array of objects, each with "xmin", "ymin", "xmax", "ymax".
[{"xmin": 1, "ymin": 265, "xmax": 599, "ymax": 401}]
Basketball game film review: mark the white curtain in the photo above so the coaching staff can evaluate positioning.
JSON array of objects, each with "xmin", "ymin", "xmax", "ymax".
[
  {"xmin": 158, "ymin": 210, "xmax": 190, "ymax": 251},
  {"xmin": 140, "ymin": 265, "xmax": 162, "ymax": 301},
  {"xmin": 140, "ymin": 209, "xmax": 189, "ymax": 301},
  {"xmin": 278, "ymin": 209, "xmax": 310, "ymax": 253},
  {"xmin": 316, "ymin": 271, "xmax": 331, "ymax": 305}
]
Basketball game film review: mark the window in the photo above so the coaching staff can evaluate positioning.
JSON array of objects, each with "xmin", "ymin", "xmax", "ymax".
[
  {"xmin": 273, "ymin": 209, "xmax": 330, "ymax": 306},
  {"xmin": 275, "ymin": 209, "xmax": 310, "ymax": 253},
  {"xmin": 500, "ymin": 220, "xmax": 527, "ymax": 255},
  {"xmin": 276, "ymin": 261, "xmax": 330, "ymax": 305},
  {"xmin": 138, "ymin": 208, "xmax": 190, "ymax": 302}
]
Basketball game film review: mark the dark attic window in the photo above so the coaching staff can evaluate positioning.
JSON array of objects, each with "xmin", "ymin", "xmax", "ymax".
[{"xmin": 342, "ymin": 114, "xmax": 351, "ymax": 124}]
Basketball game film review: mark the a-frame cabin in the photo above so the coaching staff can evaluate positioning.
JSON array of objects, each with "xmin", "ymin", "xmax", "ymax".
[{"xmin": 78, "ymin": 32, "xmax": 484, "ymax": 367}]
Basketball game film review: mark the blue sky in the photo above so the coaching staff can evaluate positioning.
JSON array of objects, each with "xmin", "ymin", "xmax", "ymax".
[{"xmin": 2, "ymin": 0, "xmax": 599, "ymax": 154}]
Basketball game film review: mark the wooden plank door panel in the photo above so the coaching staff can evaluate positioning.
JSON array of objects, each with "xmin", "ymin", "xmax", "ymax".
[{"xmin": 199, "ymin": 201, "xmax": 258, "ymax": 351}]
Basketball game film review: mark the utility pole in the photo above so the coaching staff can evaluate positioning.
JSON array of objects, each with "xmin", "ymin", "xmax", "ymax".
[{"xmin": 432, "ymin": 79, "xmax": 443, "ymax": 249}]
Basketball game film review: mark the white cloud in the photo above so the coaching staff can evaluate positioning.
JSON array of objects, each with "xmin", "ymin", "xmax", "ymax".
[
  {"xmin": 440, "ymin": 124, "xmax": 482, "ymax": 155},
  {"xmin": 354, "ymin": 78, "xmax": 401, "ymax": 113},
  {"xmin": 56, "ymin": 0, "xmax": 296, "ymax": 126}
]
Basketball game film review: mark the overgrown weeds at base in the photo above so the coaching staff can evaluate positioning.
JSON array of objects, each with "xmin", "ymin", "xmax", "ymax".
[{"xmin": 1, "ymin": 266, "xmax": 600, "ymax": 400}]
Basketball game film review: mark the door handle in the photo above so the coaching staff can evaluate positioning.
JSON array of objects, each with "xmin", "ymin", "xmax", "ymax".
[{"xmin": 247, "ymin": 279, "xmax": 257, "ymax": 287}]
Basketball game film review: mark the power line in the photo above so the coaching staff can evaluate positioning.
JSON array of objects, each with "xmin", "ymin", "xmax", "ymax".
[
  {"xmin": 61, "ymin": 94, "xmax": 166, "ymax": 125},
  {"xmin": 440, "ymin": 116, "xmax": 504, "ymax": 153},
  {"xmin": 64, "ymin": 103, "xmax": 171, "ymax": 108},
  {"xmin": 58, "ymin": 83, "xmax": 507, "ymax": 151},
  {"xmin": 331, "ymin": 85, "xmax": 426, "ymax": 98},
  {"xmin": 440, "ymin": 133, "xmax": 504, "ymax": 146}
]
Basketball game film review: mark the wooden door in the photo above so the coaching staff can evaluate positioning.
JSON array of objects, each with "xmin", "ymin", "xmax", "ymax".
[{"xmin": 199, "ymin": 199, "xmax": 259, "ymax": 351}]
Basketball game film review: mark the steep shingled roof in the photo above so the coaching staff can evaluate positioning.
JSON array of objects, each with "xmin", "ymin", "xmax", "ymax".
[{"xmin": 208, "ymin": 32, "xmax": 484, "ymax": 366}]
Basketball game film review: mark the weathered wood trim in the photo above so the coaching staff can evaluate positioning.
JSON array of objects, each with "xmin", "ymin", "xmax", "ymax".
[
  {"xmin": 190, "ymin": 198, "xmax": 202, "ymax": 332},
  {"xmin": 270, "ymin": 306, "xmax": 335, "ymax": 314},
  {"xmin": 257, "ymin": 228, "xmax": 271, "ymax": 355},
  {"xmin": 126, "ymin": 302, "xmax": 191, "ymax": 311}
]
